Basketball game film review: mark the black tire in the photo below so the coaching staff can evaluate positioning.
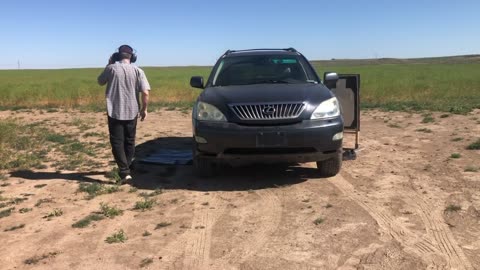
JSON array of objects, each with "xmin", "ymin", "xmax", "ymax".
[
  {"xmin": 316, "ymin": 152, "xmax": 342, "ymax": 177},
  {"xmin": 193, "ymin": 155, "xmax": 215, "ymax": 178}
]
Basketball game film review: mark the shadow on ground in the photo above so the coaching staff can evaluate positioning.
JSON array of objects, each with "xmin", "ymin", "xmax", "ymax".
[
  {"xmin": 10, "ymin": 136, "xmax": 329, "ymax": 191},
  {"xmin": 131, "ymin": 136, "xmax": 322, "ymax": 191},
  {"xmin": 10, "ymin": 170, "xmax": 110, "ymax": 184}
]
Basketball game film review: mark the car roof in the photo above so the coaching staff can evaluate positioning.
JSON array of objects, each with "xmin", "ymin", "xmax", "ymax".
[{"xmin": 223, "ymin": 48, "xmax": 300, "ymax": 58}]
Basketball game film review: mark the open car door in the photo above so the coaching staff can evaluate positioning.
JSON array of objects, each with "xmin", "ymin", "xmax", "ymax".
[{"xmin": 324, "ymin": 73, "xmax": 360, "ymax": 150}]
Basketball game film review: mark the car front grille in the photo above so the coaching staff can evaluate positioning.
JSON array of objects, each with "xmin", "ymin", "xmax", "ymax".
[{"xmin": 229, "ymin": 102, "xmax": 306, "ymax": 120}]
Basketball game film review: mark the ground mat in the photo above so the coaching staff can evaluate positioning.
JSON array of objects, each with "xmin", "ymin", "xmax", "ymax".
[{"xmin": 138, "ymin": 149, "xmax": 193, "ymax": 165}]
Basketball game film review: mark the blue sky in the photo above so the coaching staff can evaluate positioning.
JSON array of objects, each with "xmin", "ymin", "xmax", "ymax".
[{"xmin": 1, "ymin": 0, "xmax": 479, "ymax": 69}]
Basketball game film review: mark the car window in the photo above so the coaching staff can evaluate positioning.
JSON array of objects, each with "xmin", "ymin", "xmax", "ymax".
[{"xmin": 211, "ymin": 55, "xmax": 314, "ymax": 86}]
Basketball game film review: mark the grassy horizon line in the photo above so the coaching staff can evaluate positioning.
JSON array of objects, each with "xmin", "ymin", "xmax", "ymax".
[{"xmin": 0, "ymin": 55, "xmax": 479, "ymax": 113}]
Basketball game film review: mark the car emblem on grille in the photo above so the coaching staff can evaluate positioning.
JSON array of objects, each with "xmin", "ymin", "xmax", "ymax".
[{"xmin": 262, "ymin": 106, "xmax": 276, "ymax": 115}]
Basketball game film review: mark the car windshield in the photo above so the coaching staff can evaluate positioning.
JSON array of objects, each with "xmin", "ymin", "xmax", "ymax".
[{"xmin": 211, "ymin": 55, "xmax": 316, "ymax": 86}]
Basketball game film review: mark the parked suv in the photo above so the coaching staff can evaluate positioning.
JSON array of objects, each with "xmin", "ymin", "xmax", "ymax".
[{"xmin": 190, "ymin": 48, "xmax": 344, "ymax": 177}]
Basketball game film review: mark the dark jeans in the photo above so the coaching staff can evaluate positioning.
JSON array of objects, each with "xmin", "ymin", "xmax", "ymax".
[{"xmin": 108, "ymin": 116, "xmax": 137, "ymax": 178}]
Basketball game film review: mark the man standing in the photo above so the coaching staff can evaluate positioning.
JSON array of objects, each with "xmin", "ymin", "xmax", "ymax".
[{"xmin": 98, "ymin": 45, "xmax": 150, "ymax": 183}]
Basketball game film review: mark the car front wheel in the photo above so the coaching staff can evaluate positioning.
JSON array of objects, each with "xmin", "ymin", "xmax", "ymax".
[
  {"xmin": 316, "ymin": 152, "xmax": 342, "ymax": 177},
  {"xmin": 193, "ymin": 146, "xmax": 215, "ymax": 177}
]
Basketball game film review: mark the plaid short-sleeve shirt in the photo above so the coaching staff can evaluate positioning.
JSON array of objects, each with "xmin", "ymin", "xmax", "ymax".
[{"xmin": 98, "ymin": 62, "xmax": 151, "ymax": 120}]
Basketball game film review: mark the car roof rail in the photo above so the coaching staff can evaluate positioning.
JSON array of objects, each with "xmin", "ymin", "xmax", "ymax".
[{"xmin": 223, "ymin": 48, "xmax": 299, "ymax": 56}]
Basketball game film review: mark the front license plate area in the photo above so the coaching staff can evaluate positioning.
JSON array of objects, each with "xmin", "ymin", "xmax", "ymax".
[{"xmin": 256, "ymin": 132, "xmax": 287, "ymax": 147}]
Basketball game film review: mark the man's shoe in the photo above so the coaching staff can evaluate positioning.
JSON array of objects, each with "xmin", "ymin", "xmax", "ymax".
[{"xmin": 119, "ymin": 175, "xmax": 132, "ymax": 185}]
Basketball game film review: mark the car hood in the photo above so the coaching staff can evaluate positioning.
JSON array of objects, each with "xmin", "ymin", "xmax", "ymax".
[{"xmin": 200, "ymin": 83, "xmax": 332, "ymax": 105}]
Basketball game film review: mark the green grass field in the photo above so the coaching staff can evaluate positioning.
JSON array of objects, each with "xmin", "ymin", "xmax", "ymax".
[{"xmin": 0, "ymin": 55, "xmax": 479, "ymax": 113}]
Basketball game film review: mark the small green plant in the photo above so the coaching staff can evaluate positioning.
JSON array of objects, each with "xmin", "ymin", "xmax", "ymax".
[
  {"xmin": 72, "ymin": 214, "xmax": 104, "ymax": 228},
  {"xmin": 83, "ymin": 132, "xmax": 102, "ymax": 138},
  {"xmin": 440, "ymin": 114, "xmax": 450, "ymax": 118},
  {"xmin": 416, "ymin": 128, "xmax": 433, "ymax": 133},
  {"xmin": 139, "ymin": 189, "xmax": 162, "ymax": 198},
  {"xmin": 445, "ymin": 204, "xmax": 461, "ymax": 212},
  {"xmin": 105, "ymin": 168, "xmax": 121, "ymax": 183},
  {"xmin": 35, "ymin": 198, "xmax": 54, "ymax": 207},
  {"xmin": 4, "ymin": 224, "xmax": 25, "ymax": 231},
  {"xmin": 10, "ymin": 197, "xmax": 28, "ymax": 205},
  {"xmin": 464, "ymin": 166, "xmax": 478, "ymax": 172},
  {"xmin": 60, "ymin": 140, "xmax": 95, "ymax": 156},
  {"xmin": 34, "ymin": 184, "xmax": 47, "ymax": 189},
  {"xmin": 70, "ymin": 118, "xmax": 95, "ymax": 130},
  {"xmin": 155, "ymin": 222, "xmax": 172, "ymax": 229},
  {"xmin": 128, "ymin": 187, "xmax": 138, "ymax": 193},
  {"xmin": 24, "ymin": 252, "xmax": 59, "ymax": 265},
  {"xmin": 0, "ymin": 174, "xmax": 7, "ymax": 181},
  {"xmin": 43, "ymin": 208, "xmax": 63, "ymax": 219},
  {"xmin": 134, "ymin": 199, "xmax": 155, "ymax": 211},
  {"xmin": 421, "ymin": 114, "xmax": 435, "ymax": 123},
  {"xmin": 387, "ymin": 123, "xmax": 401, "ymax": 128},
  {"xmin": 0, "ymin": 207, "xmax": 15, "ymax": 218},
  {"xmin": 451, "ymin": 137, "xmax": 463, "ymax": 142},
  {"xmin": 140, "ymin": 258, "xmax": 154, "ymax": 268},
  {"xmin": 450, "ymin": 153, "xmax": 461, "ymax": 159},
  {"xmin": 142, "ymin": 231, "xmax": 152, "ymax": 237},
  {"xmin": 104, "ymin": 185, "xmax": 121, "ymax": 194},
  {"xmin": 78, "ymin": 183, "xmax": 103, "ymax": 198},
  {"xmin": 466, "ymin": 139, "xmax": 480, "ymax": 150},
  {"xmin": 313, "ymin": 217, "xmax": 325, "ymax": 225},
  {"xmin": 77, "ymin": 183, "xmax": 121, "ymax": 199},
  {"xmin": 100, "ymin": 203, "xmax": 123, "ymax": 218},
  {"xmin": 170, "ymin": 198, "xmax": 179, "ymax": 204},
  {"xmin": 19, "ymin": 208, "xmax": 32, "ymax": 213},
  {"xmin": 105, "ymin": 229, "xmax": 127, "ymax": 244},
  {"xmin": 45, "ymin": 133, "xmax": 69, "ymax": 144}
]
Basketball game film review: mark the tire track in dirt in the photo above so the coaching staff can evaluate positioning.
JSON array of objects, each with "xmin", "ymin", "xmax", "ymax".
[
  {"xmin": 406, "ymin": 192, "xmax": 474, "ymax": 270},
  {"xmin": 161, "ymin": 189, "xmax": 282, "ymax": 270},
  {"xmin": 181, "ymin": 193, "xmax": 226, "ymax": 270},
  {"xmin": 331, "ymin": 173, "xmax": 474, "ymax": 270},
  {"xmin": 157, "ymin": 193, "xmax": 226, "ymax": 270},
  {"xmin": 217, "ymin": 189, "xmax": 283, "ymax": 267}
]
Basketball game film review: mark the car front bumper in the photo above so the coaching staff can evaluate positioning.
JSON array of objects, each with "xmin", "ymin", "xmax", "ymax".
[{"xmin": 193, "ymin": 117, "xmax": 343, "ymax": 165}]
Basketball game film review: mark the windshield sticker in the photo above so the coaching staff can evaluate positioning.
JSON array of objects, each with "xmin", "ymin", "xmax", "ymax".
[{"xmin": 271, "ymin": 58, "xmax": 298, "ymax": 64}]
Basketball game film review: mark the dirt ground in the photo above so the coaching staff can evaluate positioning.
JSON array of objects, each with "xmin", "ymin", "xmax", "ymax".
[{"xmin": 0, "ymin": 109, "xmax": 479, "ymax": 270}]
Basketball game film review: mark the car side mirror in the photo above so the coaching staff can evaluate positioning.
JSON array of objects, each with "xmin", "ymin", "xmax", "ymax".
[
  {"xmin": 190, "ymin": 76, "xmax": 204, "ymax": 89},
  {"xmin": 323, "ymin": 72, "xmax": 339, "ymax": 89}
]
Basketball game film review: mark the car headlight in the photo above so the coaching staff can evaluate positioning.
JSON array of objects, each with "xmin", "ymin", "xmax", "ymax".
[
  {"xmin": 310, "ymin": 97, "xmax": 340, "ymax": 120},
  {"xmin": 195, "ymin": 101, "xmax": 227, "ymax": 121}
]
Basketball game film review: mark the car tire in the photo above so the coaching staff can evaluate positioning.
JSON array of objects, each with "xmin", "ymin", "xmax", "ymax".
[
  {"xmin": 193, "ymin": 153, "xmax": 215, "ymax": 178},
  {"xmin": 316, "ymin": 152, "xmax": 342, "ymax": 177}
]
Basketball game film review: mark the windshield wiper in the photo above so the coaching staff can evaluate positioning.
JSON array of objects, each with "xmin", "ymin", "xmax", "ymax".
[{"xmin": 253, "ymin": 79, "xmax": 291, "ymax": 84}]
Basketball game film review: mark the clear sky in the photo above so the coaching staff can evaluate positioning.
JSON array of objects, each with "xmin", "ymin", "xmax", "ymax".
[{"xmin": 1, "ymin": 0, "xmax": 479, "ymax": 69}]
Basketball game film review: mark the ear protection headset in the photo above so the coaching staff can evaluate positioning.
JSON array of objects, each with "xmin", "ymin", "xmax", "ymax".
[{"xmin": 118, "ymin": 45, "xmax": 137, "ymax": 63}]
